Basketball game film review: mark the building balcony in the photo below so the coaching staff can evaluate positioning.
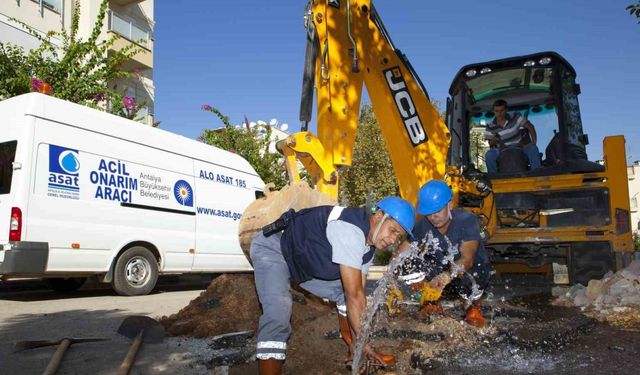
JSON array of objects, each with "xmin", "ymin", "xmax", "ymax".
[
  {"xmin": 109, "ymin": 0, "xmax": 145, "ymax": 6},
  {"xmin": 107, "ymin": 9, "xmax": 153, "ymax": 70}
]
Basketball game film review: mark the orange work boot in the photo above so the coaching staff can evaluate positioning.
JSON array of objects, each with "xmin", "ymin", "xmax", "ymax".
[
  {"xmin": 258, "ymin": 359, "xmax": 283, "ymax": 375},
  {"xmin": 465, "ymin": 302, "xmax": 486, "ymax": 328},
  {"xmin": 420, "ymin": 302, "xmax": 447, "ymax": 317}
]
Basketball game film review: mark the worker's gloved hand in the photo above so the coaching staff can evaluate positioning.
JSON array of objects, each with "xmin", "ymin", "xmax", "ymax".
[
  {"xmin": 418, "ymin": 283, "xmax": 442, "ymax": 304},
  {"xmin": 428, "ymin": 272, "xmax": 451, "ymax": 292},
  {"xmin": 386, "ymin": 288, "xmax": 403, "ymax": 314},
  {"xmin": 354, "ymin": 344, "xmax": 395, "ymax": 373},
  {"xmin": 408, "ymin": 280, "xmax": 426, "ymax": 292}
]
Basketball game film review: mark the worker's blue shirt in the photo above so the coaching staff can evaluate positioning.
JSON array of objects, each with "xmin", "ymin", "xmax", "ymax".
[{"xmin": 401, "ymin": 208, "xmax": 491, "ymax": 288}]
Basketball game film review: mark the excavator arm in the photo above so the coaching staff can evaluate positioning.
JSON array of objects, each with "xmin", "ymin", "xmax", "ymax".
[{"xmin": 279, "ymin": 0, "xmax": 450, "ymax": 204}]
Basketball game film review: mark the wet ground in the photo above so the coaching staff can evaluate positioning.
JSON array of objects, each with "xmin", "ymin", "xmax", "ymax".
[
  {"xmin": 221, "ymin": 276, "xmax": 640, "ymax": 375},
  {"xmin": 2, "ymin": 274, "xmax": 639, "ymax": 374}
]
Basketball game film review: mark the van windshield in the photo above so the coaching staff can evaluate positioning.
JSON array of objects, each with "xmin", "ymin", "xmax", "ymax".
[{"xmin": 0, "ymin": 141, "xmax": 17, "ymax": 194}]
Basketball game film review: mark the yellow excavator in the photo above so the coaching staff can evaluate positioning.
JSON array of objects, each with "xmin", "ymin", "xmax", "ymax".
[{"xmin": 240, "ymin": 0, "xmax": 634, "ymax": 285}]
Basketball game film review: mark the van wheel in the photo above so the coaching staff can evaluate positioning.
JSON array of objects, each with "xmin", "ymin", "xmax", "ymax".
[
  {"xmin": 46, "ymin": 277, "xmax": 87, "ymax": 292},
  {"xmin": 112, "ymin": 246, "xmax": 158, "ymax": 296}
]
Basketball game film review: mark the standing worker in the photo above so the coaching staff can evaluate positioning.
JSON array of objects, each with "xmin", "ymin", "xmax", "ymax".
[
  {"xmin": 395, "ymin": 180, "xmax": 492, "ymax": 327},
  {"xmin": 250, "ymin": 197, "xmax": 415, "ymax": 374}
]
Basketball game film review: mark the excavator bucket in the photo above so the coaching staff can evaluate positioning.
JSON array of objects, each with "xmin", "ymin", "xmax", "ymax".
[{"xmin": 238, "ymin": 181, "xmax": 336, "ymax": 263}]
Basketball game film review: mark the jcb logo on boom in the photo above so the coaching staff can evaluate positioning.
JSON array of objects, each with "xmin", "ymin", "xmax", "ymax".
[{"xmin": 384, "ymin": 67, "xmax": 428, "ymax": 146}]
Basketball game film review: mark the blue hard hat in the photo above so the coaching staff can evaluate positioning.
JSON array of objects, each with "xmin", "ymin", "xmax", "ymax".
[
  {"xmin": 417, "ymin": 180, "xmax": 453, "ymax": 215},
  {"xmin": 376, "ymin": 196, "xmax": 415, "ymax": 237}
]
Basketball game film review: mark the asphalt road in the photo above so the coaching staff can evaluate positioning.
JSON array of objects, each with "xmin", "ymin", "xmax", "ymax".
[{"xmin": 0, "ymin": 276, "xmax": 218, "ymax": 375}]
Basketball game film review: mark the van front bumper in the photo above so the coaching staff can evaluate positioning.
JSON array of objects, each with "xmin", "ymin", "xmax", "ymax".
[{"xmin": 0, "ymin": 242, "xmax": 49, "ymax": 275}]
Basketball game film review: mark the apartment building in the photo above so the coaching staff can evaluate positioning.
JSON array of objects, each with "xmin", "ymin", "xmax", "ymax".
[
  {"xmin": 628, "ymin": 161, "xmax": 640, "ymax": 233},
  {"xmin": 0, "ymin": 0, "xmax": 155, "ymax": 125}
]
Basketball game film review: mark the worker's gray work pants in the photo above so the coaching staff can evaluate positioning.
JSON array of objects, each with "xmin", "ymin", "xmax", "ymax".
[{"xmin": 250, "ymin": 232, "xmax": 346, "ymax": 360}]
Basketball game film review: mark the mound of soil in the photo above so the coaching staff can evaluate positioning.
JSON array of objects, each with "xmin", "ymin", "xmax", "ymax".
[{"xmin": 160, "ymin": 273, "xmax": 335, "ymax": 338}]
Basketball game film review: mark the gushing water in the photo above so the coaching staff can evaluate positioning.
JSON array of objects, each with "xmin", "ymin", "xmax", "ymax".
[
  {"xmin": 349, "ymin": 239, "xmax": 421, "ymax": 374},
  {"xmin": 350, "ymin": 230, "xmax": 484, "ymax": 373}
]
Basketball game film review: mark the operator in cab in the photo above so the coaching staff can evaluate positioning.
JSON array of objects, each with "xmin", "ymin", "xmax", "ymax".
[
  {"xmin": 484, "ymin": 99, "xmax": 541, "ymax": 174},
  {"xmin": 250, "ymin": 197, "xmax": 415, "ymax": 374},
  {"xmin": 394, "ymin": 180, "xmax": 492, "ymax": 327}
]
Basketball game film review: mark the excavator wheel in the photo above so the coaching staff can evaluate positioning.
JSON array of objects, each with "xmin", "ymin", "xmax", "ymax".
[{"xmin": 238, "ymin": 181, "xmax": 336, "ymax": 264}]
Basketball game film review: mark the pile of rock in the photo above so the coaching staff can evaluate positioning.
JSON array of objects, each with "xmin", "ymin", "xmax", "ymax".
[{"xmin": 556, "ymin": 260, "xmax": 640, "ymax": 315}]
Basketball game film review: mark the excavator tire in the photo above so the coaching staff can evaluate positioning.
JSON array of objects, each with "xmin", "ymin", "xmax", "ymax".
[{"xmin": 238, "ymin": 181, "xmax": 336, "ymax": 264}]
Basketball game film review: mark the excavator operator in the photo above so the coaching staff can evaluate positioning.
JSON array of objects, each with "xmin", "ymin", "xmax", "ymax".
[
  {"xmin": 484, "ymin": 99, "xmax": 541, "ymax": 174},
  {"xmin": 395, "ymin": 181, "xmax": 492, "ymax": 327},
  {"xmin": 250, "ymin": 196, "xmax": 415, "ymax": 374}
]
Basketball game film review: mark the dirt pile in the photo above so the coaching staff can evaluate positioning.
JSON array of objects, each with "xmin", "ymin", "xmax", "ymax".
[
  {"xmin": 160, "ymin": 273, "xmax": 335, "ymax": 338},
  {"xmin": 555, "ymin": 260, "xmax": 640, "ymax": 327},
  {"xmin": 160, "ymin": 274, "xmax": 261, "ymax": 337}
]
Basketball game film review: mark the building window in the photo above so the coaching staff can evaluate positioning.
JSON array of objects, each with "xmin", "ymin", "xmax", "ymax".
[
  {"xmin": 30, "ymin": 0, "xmax": 62, "ymax": 14},
  {"xmin": 632, "ymin": 197, "xmax": 638, "ymax": 210},
  {"xmin": 108, "ymin": 10, "xmax": 150, "ymax": 49}
]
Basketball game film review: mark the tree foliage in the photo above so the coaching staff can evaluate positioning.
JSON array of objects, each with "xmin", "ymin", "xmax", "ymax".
[
  {"xmin": 339, "ymin": 104, "xmax": 399, "ymax": 207},
  {"xmin": 0, "ymin": 0, "xmax": 147, "ymax": 121},
  {"xmin": 634, "ymin": 232, "xmax": 640, "ymax": 251},
  {"xmin": 339, "ymin": 101, "xmax": 448, "ymax": 206},
  {"xmin": 628, "ymin": 2, "xmax": 640, "ymax": 22},
  {"xmin": 198, "ymin": 105, "xmax": 288, "ymax": 190}
]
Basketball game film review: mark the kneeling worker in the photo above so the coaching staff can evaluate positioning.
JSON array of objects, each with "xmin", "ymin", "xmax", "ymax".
[
  {"xmin": 250, "ymin": 197, "xmax": 415, "ymax": 374},
  {"xmin": 396, "ymin": 180, "xmax": 492, "ymax": 327}
]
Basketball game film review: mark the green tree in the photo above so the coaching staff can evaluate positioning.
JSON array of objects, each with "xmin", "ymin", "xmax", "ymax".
[
  {"xmin": 634, "ymin": 232, "xmax": 640, "ymax": 251},
  {"xmin": 469, "ymin": 129, "xmax": 489, "ymax": 172},
  {"xmin": 199, "ymin": 105, "xmax": 288, "ymax": 189},
  {"xmin": 628, "ymin": 2, "xmax": 640, "ymax": 22},
  {"xmin": 339, "ymin": 100, "xmax": 447, "ymax": 206},
  {"xmin": 339, "ymin": 104, "xmax": 399, "ymax": 207},
  {"xmin": 0, "ymin": 0, "xmax": 147, "ymax": 121}
]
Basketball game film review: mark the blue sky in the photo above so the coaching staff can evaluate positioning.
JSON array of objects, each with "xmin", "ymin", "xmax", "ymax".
[{"xmin": 155, "ymin": 0, "xmax": 640, "ymax": 162}]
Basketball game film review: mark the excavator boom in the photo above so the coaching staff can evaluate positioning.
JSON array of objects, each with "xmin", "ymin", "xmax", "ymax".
[{"xmin": 280, "ymin": 0, "xmax": 449, "ymax": 204}]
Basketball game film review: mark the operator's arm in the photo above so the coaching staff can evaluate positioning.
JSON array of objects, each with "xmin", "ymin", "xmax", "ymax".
[
  {"xmin": 484, "ymin": 130, "xmax": 499, "ymax": 148},
  {"xmin": 525, "ymin": 121, "xmax": 537, "ymax": 145}
]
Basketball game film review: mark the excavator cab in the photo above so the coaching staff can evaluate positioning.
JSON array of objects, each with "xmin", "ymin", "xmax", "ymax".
[
  {"xmin": 447, "ymin": 52, "xmax": 603, "ymax": 177},
  {"xmin": 446, "ymin": 52, "xmax": 633, "ymax": 285}
]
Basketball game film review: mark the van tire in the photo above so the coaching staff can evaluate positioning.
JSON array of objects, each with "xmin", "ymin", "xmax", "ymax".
[
  {"xmin": 46, "ymin": 277, "xmax": 87, "ymax": 292},
  {"xmin": 112, "ymin": 246, "xmax": 158, "ymax": 296}
]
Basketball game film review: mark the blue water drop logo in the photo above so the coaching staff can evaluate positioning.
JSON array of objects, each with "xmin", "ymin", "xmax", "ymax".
[{"xmin": 59, "ymin": 151, "xmax": 80, "ymax": 174}]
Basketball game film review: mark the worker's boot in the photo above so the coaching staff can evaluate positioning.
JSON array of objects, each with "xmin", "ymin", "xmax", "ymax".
[
  {"xmin": 258, "ymin": 359, "xmax": 283, "ymax": 375},
  {"xmin": 420, "ymin": 302, "xmax": 446, "ymax": 317},
  {"xmin": 465, "ymin": 301, "xmax": 486, "ymax": 328}
]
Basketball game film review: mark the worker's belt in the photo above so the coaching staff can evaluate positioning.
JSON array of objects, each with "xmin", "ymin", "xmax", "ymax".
[{"xmin": 262, "ymin": 209, "xmax": 295, "ymax": 237}]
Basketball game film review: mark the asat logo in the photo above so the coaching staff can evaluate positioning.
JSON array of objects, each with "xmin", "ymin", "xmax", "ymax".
[
  {"xmin": 50, "ymin": 145, "xmax": 80, "ymax": 175},
  {"xmin": 173, "ymin": 180, "xmax": 194, "ymax": 207},
  {"xmin": 48, "ymin": 145, "xmax": 80, "ymax": 193}
]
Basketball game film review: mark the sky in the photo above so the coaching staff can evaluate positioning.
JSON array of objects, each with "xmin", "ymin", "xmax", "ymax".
[{"xmin": 154, "ymin": 0, "xmax": 640, "ymax": 162}]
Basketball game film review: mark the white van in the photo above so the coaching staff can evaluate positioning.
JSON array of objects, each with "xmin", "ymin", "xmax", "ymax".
[{"xmin": 0, "ymin": 93, "xmax": 264, "ymax": 295}]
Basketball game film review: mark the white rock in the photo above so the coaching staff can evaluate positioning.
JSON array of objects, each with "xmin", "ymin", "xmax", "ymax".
[
  {"xmin": 620, "ymin": 295, "xmax": 640, "ymax": 306},
  {"xmin": 603, "ymin": 295, "xmax": 618, "ymax": 305},
  {"xmin": 609, "ymin": 279, "xmax": 634, "ymax": 297},
  {"xmin": 574, "ymin": 294, "xmax": 591, "ymax": 306},
  {"xmin": 586, "ymin": 279, "xmax": 606, "ymax": 299},
  {"xmin": 594, "ymin": 294, "xmax": 605, "ymax": 304},
  {"xmin": 566, "ymin": 284, "xmax": 586, "ymax": 298}
]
